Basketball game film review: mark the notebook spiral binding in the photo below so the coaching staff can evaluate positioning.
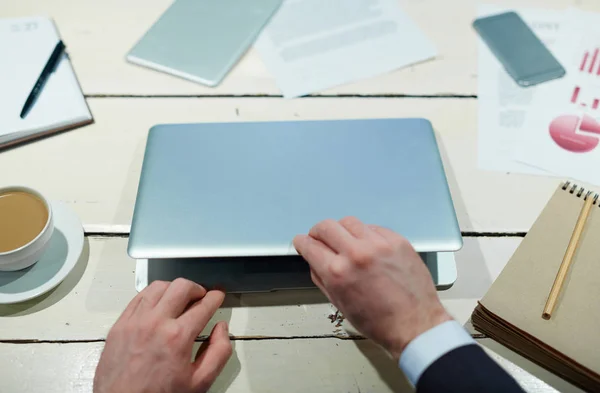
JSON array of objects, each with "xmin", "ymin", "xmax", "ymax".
[{"xmin": 561, "ymin": 181, "xmax": 600, "ymax": 205}]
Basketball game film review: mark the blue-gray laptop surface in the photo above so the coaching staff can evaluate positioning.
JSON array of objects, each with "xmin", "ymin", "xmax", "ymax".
[{"xmin": 128, "ymin": 118, "xmax": 462, "ymax": 259}]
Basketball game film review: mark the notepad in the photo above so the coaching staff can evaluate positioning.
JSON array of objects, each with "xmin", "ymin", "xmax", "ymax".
[
  {"xmin": 0, "ymin": 17, "xmax": 92, "ymax": 149},
  {"xmin": 472, "ymin": 182, "xmax": 600, "ymax": 392}
]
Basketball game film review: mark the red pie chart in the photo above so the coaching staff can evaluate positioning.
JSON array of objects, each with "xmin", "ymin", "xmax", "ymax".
[{"xmin": 549, "ymin": 114, "xmax": 600, "ymax": 153}]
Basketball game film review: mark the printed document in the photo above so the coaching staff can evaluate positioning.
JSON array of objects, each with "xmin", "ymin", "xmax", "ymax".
[
  {"xmin": 477, "ymin": 5, "xmax": 564, "ymax": 175},
  {"xmin": 516, "ymin": 9, "xmax": 600, "ymax": 186},
  {"xmin": 255, "ymin": 0, "xmax": 437, "ymax": 98}
]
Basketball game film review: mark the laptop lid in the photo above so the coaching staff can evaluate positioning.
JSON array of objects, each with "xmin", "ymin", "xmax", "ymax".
[{"xmin": 128, "ymin": 118, "xmax": 462, "ymax": 259}]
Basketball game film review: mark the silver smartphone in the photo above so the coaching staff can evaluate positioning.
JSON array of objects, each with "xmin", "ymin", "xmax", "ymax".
[
  {"xmin": 473, "ymin": 11, "xmax": 565, "ymax": 87},
  {"xmin": 127, "ymin": 0, "xmax": 282, "ymax": 87}
]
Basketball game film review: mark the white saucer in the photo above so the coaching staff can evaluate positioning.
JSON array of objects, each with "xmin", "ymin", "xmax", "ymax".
[{"xmin": 0, "ymin": 201, "xmax": 84, "ymax": 304}]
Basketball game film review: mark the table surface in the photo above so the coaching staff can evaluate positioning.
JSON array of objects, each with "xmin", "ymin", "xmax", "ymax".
[{"xmin": 1, "ymin": 1, "xmax": 597, "ymax": 392}]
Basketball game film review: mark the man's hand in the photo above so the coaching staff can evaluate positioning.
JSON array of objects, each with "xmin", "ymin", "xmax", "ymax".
[
  {"xmin": 294, "ymin": 217, "xmax": 451, "ymax": 360},
  {"xmin": 94, "ymin": 279, "xmax": 232, "ymax": 393}
]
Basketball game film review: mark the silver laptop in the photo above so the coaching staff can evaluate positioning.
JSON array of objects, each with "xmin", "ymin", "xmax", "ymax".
[{"xmin": 129, "ymin": 119, "xmax": 462, "ymax": 290}]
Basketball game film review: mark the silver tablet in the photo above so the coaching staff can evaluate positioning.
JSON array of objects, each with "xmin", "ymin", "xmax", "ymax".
[{"xmin": 127, "ymin": 0, "xmax": 282, "ymax": 87}]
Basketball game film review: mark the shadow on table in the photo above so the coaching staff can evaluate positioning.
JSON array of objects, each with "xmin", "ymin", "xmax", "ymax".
[
  {"xmin": 433, "ymin": 118, "xmax": 475, "ymax": 238},
  {"xmin": 192, "ymin": 339, "xmax": 242, "ymax": 393},
  {"xmin": 0, "ymin": 238, "xmax": 90, "ymax": 317},
  {"xmin": 354, "ymin": 339, "xmax": 414, "ymax": 392},
  {"xmin": 112, "ymin": 137, "xmax": 145, "ymax": 232},
  {"xmin": 240, "ymin": 337, "xmax": 414, "ymax": 393},
  {"xmin": 438, "ymin": 238, "xmax": 494, "ymax": 300},
  {"xmin": 435, "ymin": 134, "xmax": 494, "ymax": 299}
]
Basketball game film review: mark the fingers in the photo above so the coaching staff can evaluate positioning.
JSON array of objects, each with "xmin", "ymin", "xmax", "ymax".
[
  {"xmin": 339, "ymin": 216, "xmax": 367, "ymax": 238},
  {"xmin": 137, "ymin": 280, "xmax": 170, "ymax": 312},
  {"xmin": 192, "ymin": 321, "xmax": 233, "ymax": 392},
  {"xmin": 293, "ymin": 234, "xmax": 335, "ymax": 278},
  {"xmin": 310, "ymin": 268, "xmax": 330, "ymax": 298},
  {"xmin": 156, "ymin": 279, "xmax": 208, "ymax": 318},
  {"xmin": 368, "ymin": 225, "xmax": 415, "ymax": 255},
  {"xmin": 194, "ymin": 338, "xmax": 211, "ymax": 363},
  {"xmin": 367, "ymin": 224, "xmax": 400, "ymax": 243},
  {"xmin": 178, "ymin": 290, "xmax": 226, "ymax": 340},
  {"xmin": 309, "ymin": 219, "xmax": 354, "ymax": 253},
  {"xmin": 114, "ymin": 292, "xmax": 144, "ymax": 325}
]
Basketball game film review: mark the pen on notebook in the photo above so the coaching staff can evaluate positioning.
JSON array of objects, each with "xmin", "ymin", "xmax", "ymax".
[
  {"xmin": 19, "ymin": 40, "xmax": 66, "ymax": 119},
  {"xmin": 542, "ymin": 190, "xmax": 597, "ymax": 320}
]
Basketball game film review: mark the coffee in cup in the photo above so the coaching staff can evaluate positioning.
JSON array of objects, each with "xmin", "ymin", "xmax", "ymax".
[
  {"xmin": 0, "ymin": 186, "xmax": 54, "ymax": 271},
  {"xmin": 0, "ymin": 190, "xmax": 49, "ymax": 252}
]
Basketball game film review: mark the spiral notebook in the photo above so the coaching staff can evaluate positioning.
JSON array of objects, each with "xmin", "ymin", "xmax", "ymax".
[
  {"xmin": 472, "ymin": 182, "xmax": 600, "ymax": 392},
  {"xmin": 0, "ymin": 17, "xmax": 92, "ymax": 149}
]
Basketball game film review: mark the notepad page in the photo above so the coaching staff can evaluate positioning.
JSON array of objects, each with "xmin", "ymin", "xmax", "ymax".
[
  {"xmin": 0, "ymin": 16, "xmax": 91, "ymax": 143},
  {"xmin": 480, "ymin": 185, "xmax": 600, "ymax": 375}
]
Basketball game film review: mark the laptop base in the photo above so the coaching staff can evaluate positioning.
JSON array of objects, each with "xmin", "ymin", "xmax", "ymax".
[{"xmin": 135, "ymin": 252, "xmax": 457, "ymax": 293}]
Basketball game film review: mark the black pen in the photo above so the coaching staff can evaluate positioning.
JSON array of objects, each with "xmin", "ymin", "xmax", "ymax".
[{"xmin": 19, "ymin": 40, "xmax": 66, "ymax": 119}]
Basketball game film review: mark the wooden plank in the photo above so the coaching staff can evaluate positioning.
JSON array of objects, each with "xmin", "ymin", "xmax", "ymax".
[
  {"xmin": 0, "ymin": 236, "xmax": 519, "ymax": 341},
  {"xmin": 0, "ymin": 97, "xmax": 578, "ymax": 234},
  {"xmin": 0, "ymin": 339, "xmax": 569, "ymax": 393},
  {"xmin": 5, "ymin": 0, "xmax": 600, "ymax": 96}
]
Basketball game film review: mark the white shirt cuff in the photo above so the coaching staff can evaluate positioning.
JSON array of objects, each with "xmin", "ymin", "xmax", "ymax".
[{"xmin": 399, "ymin": 320, "xmax": 475, "ymax": 386}]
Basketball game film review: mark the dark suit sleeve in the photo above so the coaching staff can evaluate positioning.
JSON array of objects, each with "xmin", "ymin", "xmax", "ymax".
[{"xmin": 416, "ymin": 344, "xmax": 525, "ymax": 393}]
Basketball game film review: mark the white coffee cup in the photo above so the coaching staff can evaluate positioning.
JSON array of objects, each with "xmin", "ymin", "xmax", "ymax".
[{"xmin": 0, "ymin": 186, "xmax": 54, "ymax": 271}]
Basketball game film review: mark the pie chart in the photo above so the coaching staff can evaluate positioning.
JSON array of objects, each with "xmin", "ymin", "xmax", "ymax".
[{"xmin": 549, "ymin": 114, "xmax": 600, "ymax": 153}]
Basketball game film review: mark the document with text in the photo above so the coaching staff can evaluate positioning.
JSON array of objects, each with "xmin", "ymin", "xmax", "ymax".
[
  {"xmin": 516, "ymin": 9, "xmax": 600, "ymax": 186},
  {"xmin": 477, "ymin": 5, "xmax": 564, "ymax": 176},
  {"xmin": 255, "ymin": 0, "xmax": 437, "ymax": 98}
]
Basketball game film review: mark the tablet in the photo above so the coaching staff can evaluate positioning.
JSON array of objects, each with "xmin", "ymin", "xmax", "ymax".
[{"xmin": 127, "ymin": 0, "xmax": 282, "ymax": 87}]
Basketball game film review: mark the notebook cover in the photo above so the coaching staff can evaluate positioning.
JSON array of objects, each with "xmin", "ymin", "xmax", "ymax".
[{"xmin": 474, "ymin": 183, "xmax": 600, "ymax": 389}]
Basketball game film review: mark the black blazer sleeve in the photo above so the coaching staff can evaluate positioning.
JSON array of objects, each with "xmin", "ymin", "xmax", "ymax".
[{"xmin": 416, "ymin": 344, "xmax": 525, "ymax": 393}]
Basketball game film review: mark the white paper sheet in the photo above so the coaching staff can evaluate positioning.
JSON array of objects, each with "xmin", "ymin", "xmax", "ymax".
[
  {"xmin": 477, "ymin": 5, "xmax": 564, "ymax": 175},
  {"xmin": 516, "ymin": 9, "xmax": 600, "ymax": 186},
  {"xmin": 0, "ymin": 17, "xmax": 91, "ymax": 145},
  {"xmin": 254, "ymin": 0, "xmax": 437, "ymax": 98}
]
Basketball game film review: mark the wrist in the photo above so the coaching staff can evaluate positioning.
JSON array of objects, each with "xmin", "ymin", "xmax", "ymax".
[{"xmin": 387, "ymin": 307, "xmax": 452, "ymax": 361}]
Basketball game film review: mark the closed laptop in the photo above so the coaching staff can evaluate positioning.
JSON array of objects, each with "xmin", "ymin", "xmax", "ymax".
[{"xmin": 128, "ymin": 118, "xmax": 462, "ymax": 260}]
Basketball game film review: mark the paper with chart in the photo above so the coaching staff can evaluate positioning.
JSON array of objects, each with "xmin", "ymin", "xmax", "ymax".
[
  {"xmin": 516, "ymin": 9, "xmax": 600, "ymax": 186},
  {"xmin": 254, "ymin": 0, "xmax": 437, "ymax": 98},
  {"xmin": 477, "ymin": 5, "xmax": 564, "ymax": 175}
]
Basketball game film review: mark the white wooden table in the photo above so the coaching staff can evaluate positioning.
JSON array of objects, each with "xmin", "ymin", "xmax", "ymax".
[{"xmin": 1, "ymin": 1, "xmax": 598, "ymax": 392}]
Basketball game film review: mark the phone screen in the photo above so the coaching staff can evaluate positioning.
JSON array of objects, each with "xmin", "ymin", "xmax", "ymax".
[{"xmin": 473, "ymin": 11, "xmax": 565, "ymax": 87}]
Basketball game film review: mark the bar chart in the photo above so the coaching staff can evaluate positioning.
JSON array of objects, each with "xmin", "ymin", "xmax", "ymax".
[
  {"xmin": 579, "ymin": 48, "xmax": 600, "ymax": 74},
  {"xmin": 569, "ymin": 86, "xmax": 600, "ymax": 109}
]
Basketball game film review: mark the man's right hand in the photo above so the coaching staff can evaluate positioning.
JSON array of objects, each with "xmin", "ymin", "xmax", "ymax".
[
  {"xmin": 94, "ymin": 279, "xmax": 232, "ymax": 393},
  {"xmin": 293, "ymin": 217, "xmax": 451, "ymax": 360}
]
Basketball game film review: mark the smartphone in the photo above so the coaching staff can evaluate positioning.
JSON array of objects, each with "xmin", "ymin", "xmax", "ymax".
[{"xmin": 473, "ymin": 11, "xmax": 565, "ymax": 87}]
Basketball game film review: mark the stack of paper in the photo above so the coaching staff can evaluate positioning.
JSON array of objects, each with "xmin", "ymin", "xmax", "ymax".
[{"xmin": 478, "ymin": 6, "xmax": 600, "ymax": 187}]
